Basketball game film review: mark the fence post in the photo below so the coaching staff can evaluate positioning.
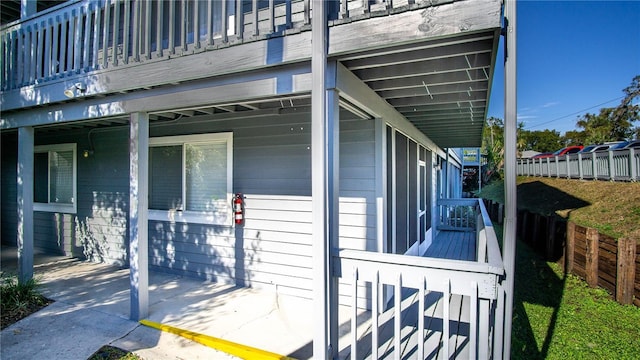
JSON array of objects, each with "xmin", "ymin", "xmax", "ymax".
[
  {"xmin": 616, "ymin": 238, "xmax": 637, "ymax": 305},
  {"xmin": 608, "ymin": 151, "xmax": 615, "ymax": 180},
  {"xmin": 629, "ymin": 148, "xmax": 637, "ymax": 181},
  {"xmin": 566, "ymin": 221, "xmax": 575, "ymax": 274},
  {"xmin": 521, "ymin": 211, "xmax": 530, "ymax": 244},
  {"xmin": 592, "ymin": 152, "xmax": 598, "ymax": 180},
  {"xmin": 585, "ymin": 228, "xmax": 599, "ymax": 287},
  {"xmin": 532, "ymin": 214, "xmax": 540, "ymax": 250},
  {"xmin": 546, "ymin": 216, "xmax": 556, "ymax": 260},
  {"xmin": 578, "ymin": 153, "xmax": 584, "ymax": 179}
]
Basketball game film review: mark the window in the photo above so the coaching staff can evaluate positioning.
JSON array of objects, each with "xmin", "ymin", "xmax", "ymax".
[
  {"xmin": 33, "ymin": 143, "xmax": 77, "ymax": 213},
  {"xmin": 148, "ymin": 133, "xmax": 233, "ymax": 225}
]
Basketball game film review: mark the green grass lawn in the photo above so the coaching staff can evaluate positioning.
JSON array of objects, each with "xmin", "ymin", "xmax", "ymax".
[
  {"xmin": 481, "ymin": 178, "xmax": 640, "ymax": 358},
  {"xmin": 479, "ymin": 176, "xmax": 640, "ymax": 240},
  {"xmin": 492, "ymin": 220, "xmax": 640, "ymax": 358}
]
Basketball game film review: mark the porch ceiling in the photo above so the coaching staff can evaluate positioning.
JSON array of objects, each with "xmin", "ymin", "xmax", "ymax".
[{"xmin": 339, "ymin": 31, "xmax": 499, "ymax": 149}]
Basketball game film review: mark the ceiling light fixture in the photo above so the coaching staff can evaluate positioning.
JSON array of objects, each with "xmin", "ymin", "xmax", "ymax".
[{"xmin": 63, "ymin": 83, "xmax": 87, "ymax": 98}]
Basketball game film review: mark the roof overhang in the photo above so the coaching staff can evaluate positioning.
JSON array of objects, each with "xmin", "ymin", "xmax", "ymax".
[{"xmin": 338, "ymin": 29, "xmax": 500, "ymax": 149}]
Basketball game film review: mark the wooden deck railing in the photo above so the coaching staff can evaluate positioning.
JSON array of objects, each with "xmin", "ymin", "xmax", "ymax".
[
  {"xmin": 1, "ymin": 0, "xmax": 433, "ymax": 92},
  {"xmin": 517, "ymin": 149, "xmax": 639, "ymax": 181},
  {"xmin": 334, "ymin": 198, "xmax": 506, "ymax": 359}
]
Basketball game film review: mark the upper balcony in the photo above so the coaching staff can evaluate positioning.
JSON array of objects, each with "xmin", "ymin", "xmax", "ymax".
[{"xmin": 1, "ymin": 0, "xmax": 502, "ymax": 149}]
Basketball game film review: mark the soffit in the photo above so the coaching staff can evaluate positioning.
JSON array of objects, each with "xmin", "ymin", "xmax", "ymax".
[{"xmin": 339, "ymin": 30, "xmax": 499, "ymax": 148}]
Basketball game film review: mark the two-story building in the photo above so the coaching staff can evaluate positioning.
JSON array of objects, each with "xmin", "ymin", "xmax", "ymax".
[{"xmin": 1, "ymin": 0, "xmax": 518, "ymax": 358}]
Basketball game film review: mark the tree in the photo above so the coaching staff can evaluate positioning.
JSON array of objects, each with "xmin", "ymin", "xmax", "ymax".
[
  {"xmin": 481, "ymin": 117, "xmax": 526, "ymax": 182},
  {"xmin": 562, "ymin": 130, "xmax": 587, "ymax": 146},
  {"xmin": 615, "ymin": 75, "xmax": 640, "ymax": 136},
  {"xmin": 521, "ymin": 129, "xmax": 562, "ymax": 152},
  {"xmin": 575, "ymin": 75, "xmax": 640, "ymax": 143},
  {"xmin": 482, "ymin": 117, "xmax": 504, "ymax": 181}
]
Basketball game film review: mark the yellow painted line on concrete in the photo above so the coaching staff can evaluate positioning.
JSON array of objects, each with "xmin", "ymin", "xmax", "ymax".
[{"xmin": 139, "ymin": 319, "xmax": 296, "ymax": 360}]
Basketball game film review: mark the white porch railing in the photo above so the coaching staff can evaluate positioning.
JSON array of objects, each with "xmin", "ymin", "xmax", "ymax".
[
  {"xmin": 517, "ymin": 148, "xmax": 639, "ymax": 181},
  {"xmin": 436, "ymin": 198, "xmax": 477, "ymax": 232},
  {"xmin": 1, "ymin": 0, "xmax": 431, "ymax": 92},
  {"xmin": 334, "ymin": 198, "xmax": 506, "ymax": 359}
]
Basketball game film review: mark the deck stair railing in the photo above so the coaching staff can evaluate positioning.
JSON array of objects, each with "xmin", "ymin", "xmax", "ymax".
[
  {"xmin": 517, "ymin": 148, "xmax": 639, "ymax": 181},
  {"xmin": 1, "ymin": 0, "xmax": 433, "ymax": 92},
  {"xmin": 334, "ymin": 198, "xmax": 505, "ymax": 359}
]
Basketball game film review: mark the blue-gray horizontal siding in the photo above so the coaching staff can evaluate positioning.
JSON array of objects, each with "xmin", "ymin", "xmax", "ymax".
[
  {"xmin": 151, "ymin": 112, "xmax": 376, "ymax": 298},
  {"xmin": 1, "ymin": 128, "xmax": 130, "ymax": 264},
  {"xmin": 0, "ymin": 111, "xmax": 376, "ymax": 299}
]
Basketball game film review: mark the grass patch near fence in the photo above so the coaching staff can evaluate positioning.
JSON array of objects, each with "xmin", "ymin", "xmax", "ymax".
[
  {"xmin": 479, "ymin": 177, "xmax": 640, "ymax": 241},
  {"xmin": 494, "ymin": 224, "xmax": 640, "ymax": 359}
]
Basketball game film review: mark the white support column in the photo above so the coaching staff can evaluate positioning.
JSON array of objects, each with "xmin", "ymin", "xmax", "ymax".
[
  {"xmin": 17, "ymin": 126, "xmax": 34, "ymax": 284},
  {"xmin": 312, "ymin": 0, "xmax": 338, "ymax": 357},
  {"xmin": 21, "ymin": 0, "xmax": 36, "ymax": 19},
  {"xmin": 129, "ymin": 112, "xmax": 149, "ymax": 321},
  {"xmin": 327, "ymin": 85, "xmax": 340, "ymax": 356},
  {"xmin": 375, "ymin": 117, "xmax": 386, "ymax": 254},
  {"xmin": 502, "ymin": 0, "xmax": 517, "ymax": 358}
]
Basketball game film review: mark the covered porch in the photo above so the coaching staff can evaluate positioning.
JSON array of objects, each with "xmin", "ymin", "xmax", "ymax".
[
  {"xmin": 2, "ymin": 0, "xmax": 518, "ymax": 358},
  {"xmin": 1, "ymin": 196, "xmax": 501, "ymax": 360}
]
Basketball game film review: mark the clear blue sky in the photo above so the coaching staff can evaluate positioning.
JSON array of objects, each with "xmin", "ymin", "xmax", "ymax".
[{"xmin": 487, "ymin": 0, "xmax": 640, "ymax": 135}]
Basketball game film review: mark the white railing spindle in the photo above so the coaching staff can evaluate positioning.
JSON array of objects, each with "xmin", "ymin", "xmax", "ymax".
[
  {"xmin": 417, "ymin": 276, "xmax": 426, "ymax": 359},
  {"xmin": 156, "ymin": 1, "xmax": 163, "ymax": 57},
  {"xmin": 442, "ymin": 279, "xmax": 450, "ymax": 359},
  {"xmin": 92, "ymin": 4, "xmax": 101, "ymax": 69},
  {"xmin": 101, "ymin": 0, "xmax": 110, "ymax": 67},
  {"xmin": 469, "ymin": 281, "xmax": 478, "ymax": 360},
  {"xmin": 394, "ymin": 273, "xmax": 402, "ymax": 359},
  {"xmin": 372, "ymin": 270, "xmax": 379, "ymax": 359},
  {"xmin": 351, "ymin": 267, "xmax": 358, "ymax": 360},
  {"xmin": 180, "ymin": 0, "xmax": 187, "ymax": 52},
  {"xmin": 143, "ymin": 0, "xmax": 151, "ymax": 60}
]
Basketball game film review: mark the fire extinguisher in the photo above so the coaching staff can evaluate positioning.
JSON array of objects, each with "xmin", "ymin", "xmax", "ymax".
[{"xmin": 233, "ymin": 193, "xmax": 244, "ymax": 225}]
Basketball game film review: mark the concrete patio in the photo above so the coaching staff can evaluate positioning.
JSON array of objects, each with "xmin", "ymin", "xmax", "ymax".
[{"xmin": 1, "ymin": 246, "xmax": 318, "ymax": 359}]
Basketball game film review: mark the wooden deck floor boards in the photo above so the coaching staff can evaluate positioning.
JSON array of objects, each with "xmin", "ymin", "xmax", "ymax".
[{"xmin": 424, "ymin": 230, "xmax": 476, "ymax": 261}]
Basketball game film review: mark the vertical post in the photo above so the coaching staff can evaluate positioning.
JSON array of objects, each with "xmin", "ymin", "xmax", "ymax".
[
  {"xmin": 17, "ymin": 127, "xmax": 35, "ymax": 284},
  {"xmin": 375, "ymin": 117, "xmax": 386, "ymax": 255},
  {"xmin": 236, "ymin": 0, "xmax": 244, "ymax": 40},
  {"xmin": 566, "ymin": 221, "xmax": 575, "ymax": 274},
  {"xmin": 608, "ymin": 150, "xmax": 615, "ymax": 180},
  {"xmin": 156, "ymin": 1, "xmax": 164, "ymax": 56},
  {"xmin": 628, "ymin": 148, "xmax": 637, "ymax": 180},
  {"xmin": 21, "ymin": 0, "xmax": 36, "ymax": 19},
  {"xmin": 144, "ymin": 0, "xmax": 151, "ymax": 59},
  {"xmin": 585, "ymin": 227, "xmax": 599, "ymax": 288},
  {"xmin": 616, "ymin": 238, "xmax": 636, "ymax": 305},
  {"xmin": 102, "ymin": 2, "xmax": 110, "ymax": 67},
  {"xmin": 92, "ymin": 4, "xmax": 101, "ymax": 68},
  {"xmin": 478, "ymin": 148, "xmax": 482, "ymax": 191},
  {"xmin": 578, "ymin": 153, "xmax": 584, "ymax": 179},
  {"xmin": 129, "ymin": 112, "xmax": 149, "ymax": 321},
  {"xmin": 502, "ymin": 0, "xmax": 517, "ymax": 357},
  {"xmin": 312, "ymin": 1, "xmax": 337, "ymax": 358},
  {"xmin": 112, "ymin": 0, "xmax": 121, "ymax": 64}
]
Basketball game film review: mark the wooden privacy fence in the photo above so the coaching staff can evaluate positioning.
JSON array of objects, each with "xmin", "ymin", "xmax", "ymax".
[{"xmin": 484, "ymin": 199, "xmax": 639, "ymax": 307}]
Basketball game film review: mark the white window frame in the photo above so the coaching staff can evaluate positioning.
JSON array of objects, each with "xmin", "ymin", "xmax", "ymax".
[
  {"xmin": 33, "ymin": 143, "xmax": 77, "ymax": 214},
  {"xmin": 148, "ymin": 132, "xmax": 233, "ymax": 226}
]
